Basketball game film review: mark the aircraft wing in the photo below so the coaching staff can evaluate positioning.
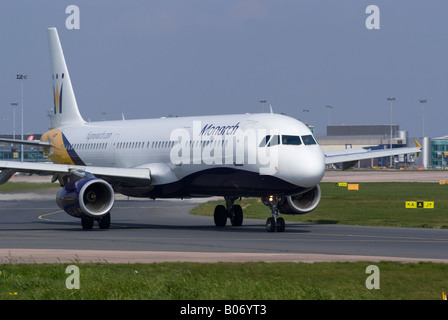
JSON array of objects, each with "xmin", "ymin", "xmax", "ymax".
[
  {"xmin": 324, "ymin": 142, "xmax": 421, "ymax": 170},
  {"xmin": 0, "ymin": 161, "xmax": 151, "ymax": 187}
]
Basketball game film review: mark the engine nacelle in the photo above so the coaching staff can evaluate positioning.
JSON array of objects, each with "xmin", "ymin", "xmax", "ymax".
[
  {"xmin": 278, "ymin": 185, "xmax": 321, "ymax": 215},
  {"xmin": 56, "ymin": 177, "xmax": 114, "ymax": 218}
]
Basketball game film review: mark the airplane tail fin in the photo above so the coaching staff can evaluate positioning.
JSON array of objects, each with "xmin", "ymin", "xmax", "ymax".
[
  {"xmin": 47, "ymin": 27, "xmax": 85, "ymax": 127},
  {"xmin": 414, "ymin": 139, "xmax": 422, "ymax": 157}
]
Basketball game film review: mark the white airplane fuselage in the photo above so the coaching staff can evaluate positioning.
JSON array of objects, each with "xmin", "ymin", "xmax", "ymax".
[{"xmin": 43, "ymin": 113, "xmax": 325, "ymax": 199}]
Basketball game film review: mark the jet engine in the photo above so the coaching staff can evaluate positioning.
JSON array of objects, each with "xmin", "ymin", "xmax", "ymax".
[
  {"xmin": 277, "ymin": 185, "xmax": 321, "ymax": 215},
  {"xmin": 56, "ymin": 177, "xmax": 114, "ymax": 218}
]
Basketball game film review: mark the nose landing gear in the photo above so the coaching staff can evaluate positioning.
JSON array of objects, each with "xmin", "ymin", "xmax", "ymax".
[{"xmin": 262, "ymin": 195, "xmax": 285, "ymax": 232}]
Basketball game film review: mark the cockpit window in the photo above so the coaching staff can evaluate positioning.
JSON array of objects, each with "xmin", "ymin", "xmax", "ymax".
[
  {"xmin": 267, "ymin": 135, "xmax": 280, "ymax": 147},
  {"xmin": 260, "ymin": 134, "xmax": 316, "ymax": 147},
  {"xmin": 259, "ymin": 135, "xmax": 271, "ymax": 147},
  {"xmin": 259, "ymin": 135, "xmax": 280, "ymax": 147},
  {"xmin": 302, "ymin": 135, "xmax": 317, "ymax": 145},
  {"xmin": 282, "ymin": 135, "xmax": 302, "ymax": 145}
]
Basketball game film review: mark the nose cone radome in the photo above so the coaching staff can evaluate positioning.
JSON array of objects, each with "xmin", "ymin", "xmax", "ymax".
[
  {"xmin": 280, "ymin": 146, "xmax": 325, "ymax": 188},
  {"xmin": 302, "ymin": 151, "xmax": 325, "ymax": 187}
]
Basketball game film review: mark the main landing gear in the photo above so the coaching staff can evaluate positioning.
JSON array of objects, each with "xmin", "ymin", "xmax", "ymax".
[
  {"xmin": 213, "ymin": 195, "xmax": 286, "ymax": 232},
  {"xmin": 81, "ymin": 212, "xmax": 111, "ymax": 230},
  {"xmin": 262, "ymin": 195, "xmax": 285, "ymax": 232},
  {"xmin": 214, "ymin": 196, "xmax": 243, "ymax": 227}
]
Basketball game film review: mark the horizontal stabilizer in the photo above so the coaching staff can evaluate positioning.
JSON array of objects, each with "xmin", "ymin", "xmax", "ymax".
[{"xmin": 0, "ymin": 138, "xmax": 50, "ymax": 148}]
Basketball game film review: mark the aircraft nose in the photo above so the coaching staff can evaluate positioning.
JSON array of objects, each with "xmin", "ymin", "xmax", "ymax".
[
  {"xmin": 298, "ymin": 148, "xmax": 325, "ymax": 187},
  {"xmin": 282, "ymin": 146, "xmax": 325, "ymax": 188}
]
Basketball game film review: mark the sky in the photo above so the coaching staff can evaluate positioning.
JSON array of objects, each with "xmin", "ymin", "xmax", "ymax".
[{"xmin": 0, "ymin": 0, "xmax": 446, "ymax": 138}]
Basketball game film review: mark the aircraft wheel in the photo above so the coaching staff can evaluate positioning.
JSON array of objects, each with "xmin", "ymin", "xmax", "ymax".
[
  {"xmin": 98, "ymin": 213, "xmax": 111, "ymax": 229},
  {"xmin": 230, "ymin": 205, "xmax": 243, "ymax": 226},
  {"xmin": 275, "ymin": 217, "xmax": 285, "ymax": 232},
  {"xmin": 214, "ymin": 205, "xmax": 227, "ymax": 227},
  {"xmin": 81, "ymin": 217, "xmax": 94, "ymax": 230},
  {"xmin": 266, "ymin": 217, "xmax": 276, "ymax": 232}
]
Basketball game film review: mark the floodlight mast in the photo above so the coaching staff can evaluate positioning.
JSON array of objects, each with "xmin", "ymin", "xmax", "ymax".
[
  {"xmin": 10, "ymin": 102, "xmax": 17, "ymax": 140},
  {"xmin": 17, "ymin": 74, "xmax": 27, "ymax": 162},
  {"xmin": 387, "ymin": 97, "xmax": 395, "ymax": 166},
  {"xmin": 419, "ymin": 99, "xmax": 428, "ymax": 138}
]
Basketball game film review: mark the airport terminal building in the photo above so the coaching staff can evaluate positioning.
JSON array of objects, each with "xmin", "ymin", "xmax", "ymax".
[
  {"xmin": 316, "ymin": 124, "xmax": 417, "ymax": 169},
  {"xmin": 424, "ymin": 136, "xmax": 448, "ymax": 169},
  {"xmin": 0, "ymin": 134, "xmax": 46, "ymax": 162},
  {"xmin": 315, "ymin": 124, "xmax": 448, "ymax": 170}
]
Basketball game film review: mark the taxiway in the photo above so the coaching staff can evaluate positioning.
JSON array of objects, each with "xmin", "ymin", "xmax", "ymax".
[{"xmin": 1, "ymin": 186, "xmax": 448, "ymax": 263}]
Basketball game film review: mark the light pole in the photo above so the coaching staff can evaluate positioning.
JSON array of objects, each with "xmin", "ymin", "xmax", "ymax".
[
  {"xmin": 387, "ymin": 97, "xmax": 395, "ymax": 166},
  {"xmin": 325, "ymin": 105, "xmax": 333, "ymax": 128},
  {"xmin": 259, "ymin": 99, "xmax": 267, "ymax": 113},
  {"xmin": 302, "ymin": 108, "xmax": 309, "ymax": 118},
  {"xmin": 325, "ymin": 105, "xmax": 333, "ymax": 137},
  {"xmin": 17, "ymin": 74, "xmax": 27, "ymax": 162},
  {"xmin": 47, "ymin": 108, "xmax": 55, "ymax": 130},
  {"xmin": 10, "ymin": 103, "xmax": 17, "ymax": 140},
  {"xmin": 301, "ymin": 109, "xmax": 309, "ymax": 126},
  {"xmin": 419, "ymin": 99, "xmax": 428, "ymax": 138}
]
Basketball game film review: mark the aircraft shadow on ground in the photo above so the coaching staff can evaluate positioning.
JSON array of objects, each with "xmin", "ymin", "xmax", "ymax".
[{"xmin": 30, "ymin": 219, "xmax": 313, "ymax": 234}]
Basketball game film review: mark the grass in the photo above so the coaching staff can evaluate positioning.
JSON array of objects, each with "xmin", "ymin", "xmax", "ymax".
[
  {"xmin": 1, "ymin": 261, "xmax": 447, "ymax": 300},
  {"xmin": 0, "ymin": 181, "xmax": 58, "ymax": 193},
  {"xmin": 191, "ymin": 182, "xmax": 448, "ymax": 229},
  {"xmin": 2, "ymin": 181, "xmax": 448, "ymax": 300}
]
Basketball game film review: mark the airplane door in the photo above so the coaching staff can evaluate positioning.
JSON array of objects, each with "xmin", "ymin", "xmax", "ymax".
[{"xmin": 109, "ymin": 133, "xmax": 120, "ymax": 166}]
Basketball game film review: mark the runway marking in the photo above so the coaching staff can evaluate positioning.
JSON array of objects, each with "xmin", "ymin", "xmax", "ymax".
[
  {"xmin": 1, "ymin": 235, "xmax": 438, "ymax": 245},
  {"xmin": 38, "ymin": 210, "xmax": 65, "ymax": 222},
  {"xmin": 287, "ymin": 232, "xmax": 448, "ymax": 242}
]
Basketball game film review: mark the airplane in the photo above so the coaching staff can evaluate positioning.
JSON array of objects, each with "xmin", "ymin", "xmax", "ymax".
[{"xmin": 0, "ymin": 27, "xmax": 421, "ymax": 232}]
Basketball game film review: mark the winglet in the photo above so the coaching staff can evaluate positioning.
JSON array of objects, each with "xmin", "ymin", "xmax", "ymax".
[{"xmin": 414, "ymin": 139, "xmax": 422, "ymax": 157}]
